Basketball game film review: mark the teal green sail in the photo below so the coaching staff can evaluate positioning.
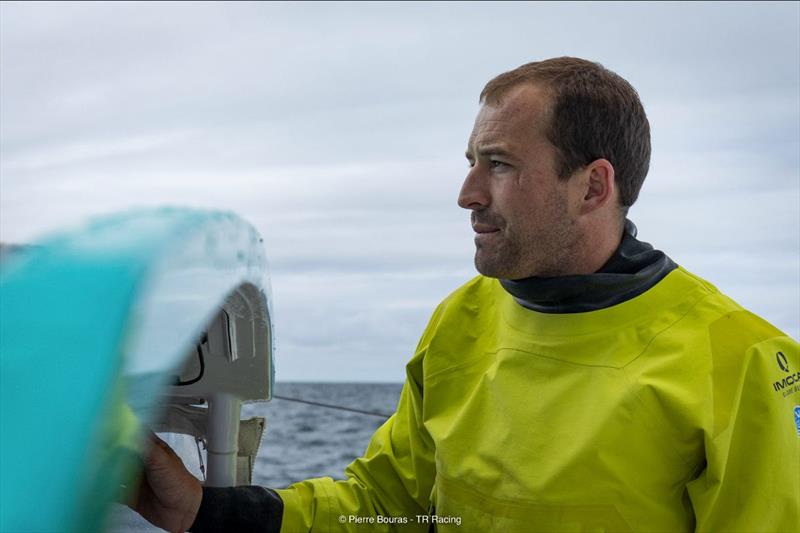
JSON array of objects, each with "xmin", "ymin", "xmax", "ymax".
[{"xmin": 0, "ymin": 208, "xmax": 275, "ymax": 532}]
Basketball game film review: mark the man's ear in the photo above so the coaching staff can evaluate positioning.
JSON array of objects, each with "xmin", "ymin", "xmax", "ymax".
[{"xmin": 579, "ymin": 159, "xmax": 616, "ymax": 215}]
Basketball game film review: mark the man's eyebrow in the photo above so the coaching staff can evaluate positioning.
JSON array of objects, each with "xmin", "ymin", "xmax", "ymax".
[{"xmin": 466, "ymin": 145, "xmax": 514, "ymax": 159}]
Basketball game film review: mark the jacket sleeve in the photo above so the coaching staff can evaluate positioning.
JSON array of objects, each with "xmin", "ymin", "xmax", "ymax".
[
  {"xmin": 686, "ymin": 317, "xmax": 799, "ymax": 532},
  {"xmin": 275, "ymin": 308, "xmax": 442, "ymax": 533}
]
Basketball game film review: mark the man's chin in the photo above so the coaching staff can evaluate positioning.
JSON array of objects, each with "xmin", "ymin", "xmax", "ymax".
[{"xmin": 474, "ymin": 255, "xmax": 511, "ymax": 279}]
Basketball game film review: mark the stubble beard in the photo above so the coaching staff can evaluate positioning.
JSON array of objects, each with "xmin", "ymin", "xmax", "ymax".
[
  {"xmin": 473, "ymin": 202, "xmax": 579, "ymax": 280},
  {"xmin": 474, "ymin": 233, "xmax": 521, "ymax": 279}
]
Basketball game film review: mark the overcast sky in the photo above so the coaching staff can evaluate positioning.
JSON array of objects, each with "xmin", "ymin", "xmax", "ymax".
[{"xmin": 1, "ymin": 1, "xmax": 798, "ymax": 382}]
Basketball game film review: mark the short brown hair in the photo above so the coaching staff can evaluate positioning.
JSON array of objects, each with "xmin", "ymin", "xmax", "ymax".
[{"xmin": 481, "ymin": 57, "xmax": 651, "ymax": 209}]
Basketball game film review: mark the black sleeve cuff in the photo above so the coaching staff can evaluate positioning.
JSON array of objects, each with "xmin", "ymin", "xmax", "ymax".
[{"xmin": 189, "ymin": 486, "xmax": 284, "ymax": 533}]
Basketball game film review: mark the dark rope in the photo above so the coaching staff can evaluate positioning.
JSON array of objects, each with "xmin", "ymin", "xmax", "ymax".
[{"xmin": 272, "ymin": 395, "xmax": 392, "ymax": 419}]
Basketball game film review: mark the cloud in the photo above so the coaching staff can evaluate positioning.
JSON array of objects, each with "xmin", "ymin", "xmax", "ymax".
[{"xmin": 2, "ymin": 2, "xmax": 798, "ymax": 379}]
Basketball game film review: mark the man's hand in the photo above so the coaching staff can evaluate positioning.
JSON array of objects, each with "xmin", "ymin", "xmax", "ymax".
[{"xmin": 128, "ymin": 433, "xmax": 203, "ymax": 533}]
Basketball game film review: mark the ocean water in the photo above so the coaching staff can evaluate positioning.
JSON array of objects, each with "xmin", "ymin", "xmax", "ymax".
[{"xmin": 106, "ymin": 381, "xmax": 403, "ymax": 532}]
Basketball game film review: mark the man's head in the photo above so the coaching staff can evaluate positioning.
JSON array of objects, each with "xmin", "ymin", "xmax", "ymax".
[{"xmin": 458, "ymin": 57, "xmax": 651, "ymax": 279}]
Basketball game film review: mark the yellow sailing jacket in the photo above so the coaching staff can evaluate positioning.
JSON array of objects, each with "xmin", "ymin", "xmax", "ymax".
[{"xmin": 276, "ymin": 268, "xmax": 800, "ymax": 532}]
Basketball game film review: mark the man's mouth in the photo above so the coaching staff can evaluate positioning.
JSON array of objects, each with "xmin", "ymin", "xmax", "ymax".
[{"xmin": 472, "ymin": 223, "xmax": 500, "ymax": 235}]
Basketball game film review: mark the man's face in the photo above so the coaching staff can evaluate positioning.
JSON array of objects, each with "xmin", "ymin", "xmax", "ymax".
[{"xmin": 458, "ymin": 84, "xmax": 581, "ymax": 279}]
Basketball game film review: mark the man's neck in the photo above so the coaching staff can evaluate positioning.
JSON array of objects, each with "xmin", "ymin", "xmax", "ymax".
[{"xmin": 572, "ymin": 218, "xmax": 627, "ymax": 276}]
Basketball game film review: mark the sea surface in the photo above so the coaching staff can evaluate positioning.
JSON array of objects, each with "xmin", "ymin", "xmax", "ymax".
[{"xmin": 106, "ymin": 382, "xmax": 403, "ymax": 532}]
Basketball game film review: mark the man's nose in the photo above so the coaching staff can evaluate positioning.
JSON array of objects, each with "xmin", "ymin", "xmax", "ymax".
[{"xmin": 458, "ymin": 166, "xmax": 489, "ymax": 210}]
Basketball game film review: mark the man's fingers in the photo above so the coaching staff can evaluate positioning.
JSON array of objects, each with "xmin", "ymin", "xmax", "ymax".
[{"xmin": 143, "ymin": 431, "xmax": 184, "ymax": 467}]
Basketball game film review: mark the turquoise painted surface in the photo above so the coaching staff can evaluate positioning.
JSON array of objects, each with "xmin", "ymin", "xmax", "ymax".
[{"xmin": 0, "ymin": 208, "xmax": 274, "ymax": 532}]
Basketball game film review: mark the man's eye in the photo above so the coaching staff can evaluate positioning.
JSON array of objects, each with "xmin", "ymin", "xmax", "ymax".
[{"xmin": 490, "ymin": 160, "xmax": 509, "ymax": 168}]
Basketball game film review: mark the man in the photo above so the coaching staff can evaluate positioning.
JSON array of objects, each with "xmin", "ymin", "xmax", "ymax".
[{"xmin": 131, "ymin": 57, "xmax": 799, "ymax": 532}]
